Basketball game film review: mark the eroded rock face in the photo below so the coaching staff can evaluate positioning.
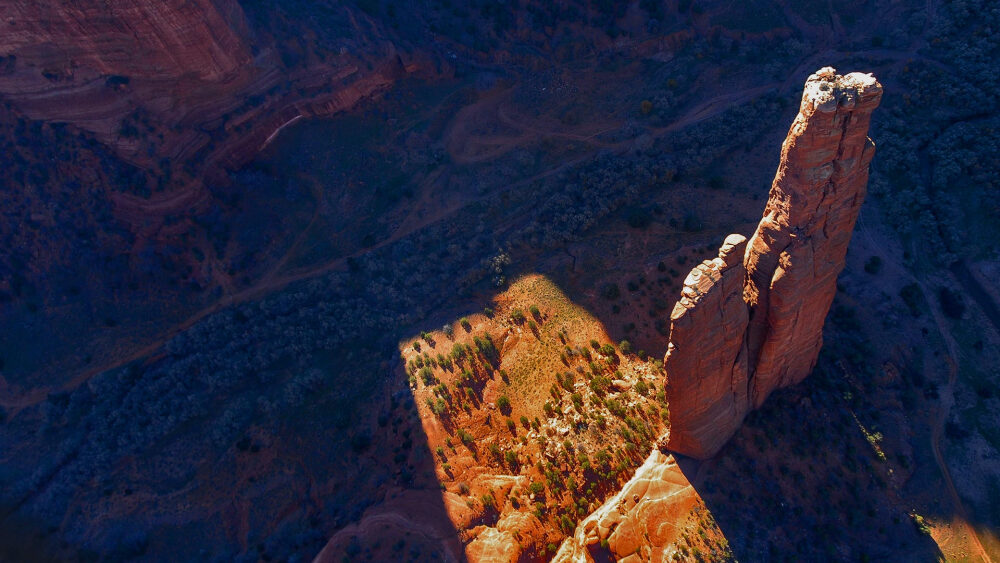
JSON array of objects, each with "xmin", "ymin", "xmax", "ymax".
[
  {"xmin": 743, "ymin": 68, "xmax": 882, "ymax": 408},
  {"xmin": 0, "ymin": 2, "xmax": 425, "ymax": 224},
  {"xmin": 0, "ymin": 1, "xmax": 251, "ymax": 81},
  {"xmin": 552, "ymin": 450, "xmax": 699, "ymax": 563},
  {"xmin": 665, "ymin": 68, "xmax": 882, "ymax": 459},
  {"xmin": 664, "ymin": 234, "xmax": 750, "ymax": 460}
]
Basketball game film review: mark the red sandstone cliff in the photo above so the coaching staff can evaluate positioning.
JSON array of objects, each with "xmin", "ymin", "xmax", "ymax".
[
  {"xmin": 0, "ymin": 1, "xmax": 251, "ymax": 81},
  {"xmin": 665, "ymin": 68, "xmax": 883, "ymax": 459},
  {"xmin": 0, "ymin": 2, "xmax": 427, "ymax": 228},
  {"xmin": 743, "ymin": 68, "xmax": 882, "ymax": 408},
  {"xmin": 664, "ymin": 234, "xmax": 750, "ymax": 460}
]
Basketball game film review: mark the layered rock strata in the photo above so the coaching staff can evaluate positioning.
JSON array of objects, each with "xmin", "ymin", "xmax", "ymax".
[
  {"xmin": 665, "ymin": 68, "xmax": 882, "ymax": 459},
  {"xmin": 0, "ymin": 1, "xmax": 251, "ymax": 81},
  {"xmin": 0, "ymin": 2, "xmax": 427, "ymax": 225}
]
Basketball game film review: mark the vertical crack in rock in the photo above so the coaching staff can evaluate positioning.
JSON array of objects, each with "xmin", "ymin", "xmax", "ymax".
[
  {"xmin": 664, "ymin": 234, "xmax": 750, "ymax": 460},
  {"xmin": 664, "ymin": 67, "xmax": 882, "ymax": 459}
]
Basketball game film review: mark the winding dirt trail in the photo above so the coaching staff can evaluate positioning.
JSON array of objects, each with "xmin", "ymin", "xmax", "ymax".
[
  {"xmin": 0, "ymin": 45, "xmax": 942, "ymax": 417},
  {"xmin": 920, "ymin": 278, "xmax": 990, "ymax": 562}
]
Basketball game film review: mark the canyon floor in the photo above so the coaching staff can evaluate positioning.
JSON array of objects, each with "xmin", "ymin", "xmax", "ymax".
[{"xmin": 0, "ymin": 1, "xmax": 999, "ymax": 561}]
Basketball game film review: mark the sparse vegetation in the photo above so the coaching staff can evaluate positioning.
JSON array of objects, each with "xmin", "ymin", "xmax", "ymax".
[{"xmin": 496, "ymin": 395, "xmax": 512, "ymax": 414}]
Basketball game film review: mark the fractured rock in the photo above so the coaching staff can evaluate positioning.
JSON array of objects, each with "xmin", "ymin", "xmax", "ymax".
[
  {"xmin": 664, "ymin": 234, "xmax": 750, "ymax": 459},
  {"xmin": 664, "ymin": 68, "xmax": 883, "ymax": 459}
]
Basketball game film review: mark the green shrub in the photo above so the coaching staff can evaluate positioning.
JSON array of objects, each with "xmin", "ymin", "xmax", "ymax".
[
  {"xmin": 634, "ymin": 380, "xmax": 649, "ymax": 396},
  {"xmin": 899, "ymin": 283, "xmax": 925, "ymax": 317},
  {"xmin": 496, "ymin": 395, "xmax": 512, "ymax": 414},
  {"xmin": 419, "ymin": 367, "xmax": 434, "ymax": 385},
  {"xmin": 600, "ymin": 283, "xmax": 620, "ymax": 300},
  {"xmin": 939, "ymin": 287, "xmax": 965, "ymax": 319},
  {"xmin": 458, "ymin": 429, "xmax": 475, "ymax": 446},
  {"xmin": 605, "ymin": 398, "xmax": 626, "ymax": 418},
  {"xmin": 504, "ymin": 450, "xmax": 518, "ymax": 468},
  {"xmin": 910, "ymin": 511, "xmax": 931, "ymax": 535},
  {"xmin": 481, "ymin": 492, "xmax": 496, "ymax": 510}
]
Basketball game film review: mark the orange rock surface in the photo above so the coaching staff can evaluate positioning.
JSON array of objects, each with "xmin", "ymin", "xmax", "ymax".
[
  {"xmin": 664, "ymin": 234, "xmax": 750, "ymax": 460},
  {"xmin": 552, "ymin": 450, "xmax": 701, "ymax": 562},
  {"xmin": 744, "ymin": 67, "xmax": 883, "ymax": 407},
  {"xmin": 665, "ymin": 68, "xmax": 883, "ymax": 459}
]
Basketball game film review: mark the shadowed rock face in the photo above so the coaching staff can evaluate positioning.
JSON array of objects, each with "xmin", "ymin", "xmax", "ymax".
[
  {"xmin": 0, "ymin": 1, "xmax": 424, "ymax": 225},
  {"xmin": 666, "ymin": 67, "xmax": 883, "ymax": 459},
  {"xmin": 0, "ymin": 0, "xmax": 251, "ymax": 81}
]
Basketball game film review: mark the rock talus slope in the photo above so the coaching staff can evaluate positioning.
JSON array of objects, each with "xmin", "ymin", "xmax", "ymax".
[{"xmin": 666, "ymin": 67, "xmax": 883, "ymax": 459}]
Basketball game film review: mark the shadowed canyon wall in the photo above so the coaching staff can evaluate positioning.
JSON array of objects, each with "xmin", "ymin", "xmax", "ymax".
[
  {"xmin": 0, "ymin": 1, "xmax": 425, "ymax": 225},
  {"xmin": 665, "ymin": 67, "xmax": 883, "ymax": 459},
  {"xmin": 0, "ymin": 1, "xmax": 251, "ymax": 81}
]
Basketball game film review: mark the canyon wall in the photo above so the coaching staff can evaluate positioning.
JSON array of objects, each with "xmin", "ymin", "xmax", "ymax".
[
  {"xmin": 0, "ymin": 2, "xmax": 427, "ymax": 225},
  {"xmin": 665, "ymin": 67, "xmax": 883, "ymax": 459},
  {"xmin": 0, "ymin": 1, "xmax": 251, "ymax": 81}
]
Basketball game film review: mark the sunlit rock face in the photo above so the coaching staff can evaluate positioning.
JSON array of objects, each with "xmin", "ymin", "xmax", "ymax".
[
  {"xmin": 664, "ymin": 234, "xmax": 750, "ymax": 460},
  {"xmin": 665, "ymin": 68, "xmax": 883, "ymax": 459},
  {"xmin": 551, "ymin": 450, "xmax": 700, "ymax": 562}
]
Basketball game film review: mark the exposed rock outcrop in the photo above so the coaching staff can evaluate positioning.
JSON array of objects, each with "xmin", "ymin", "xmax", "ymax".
[
  {"xmin": 0, "ymin": 1, "xmax": 251, "ymax": 81},
  {"xmin": 552, "ymin": 450, "xmax": 699, "ymax": 563},
  {"xmin": 664, "ymin": 234, "xmax": 750, "ymax": 460},
  {"xmin": 0, "ymin": 2, "xmax": 428, "ymax": 225},
  {"xmin": 743, "ymin": 68, "xmax": 882, "ymax": 407},
  {"xmin": 665, "ymin": 68, "xmax": 883, "ymax": 459}
]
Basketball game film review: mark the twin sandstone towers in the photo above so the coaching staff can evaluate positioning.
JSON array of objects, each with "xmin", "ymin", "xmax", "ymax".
[{"xmin": 664, "ymin": 68, "xmax": 883, "ymax": 459}]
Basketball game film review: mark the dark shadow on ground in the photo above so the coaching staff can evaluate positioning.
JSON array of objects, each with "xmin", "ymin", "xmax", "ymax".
[
  {"xmin": 0, "ymin": 332, "xmax": 465, "ymax": 562},
  {"xmin": 675, "ymin": 380, "xmax": 945, "ymax": 562}
]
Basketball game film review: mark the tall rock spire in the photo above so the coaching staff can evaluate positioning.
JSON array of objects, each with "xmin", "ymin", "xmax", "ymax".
[{"xmin": 665, "ymin": 68, "xmax": 883, "ymax": 459}]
